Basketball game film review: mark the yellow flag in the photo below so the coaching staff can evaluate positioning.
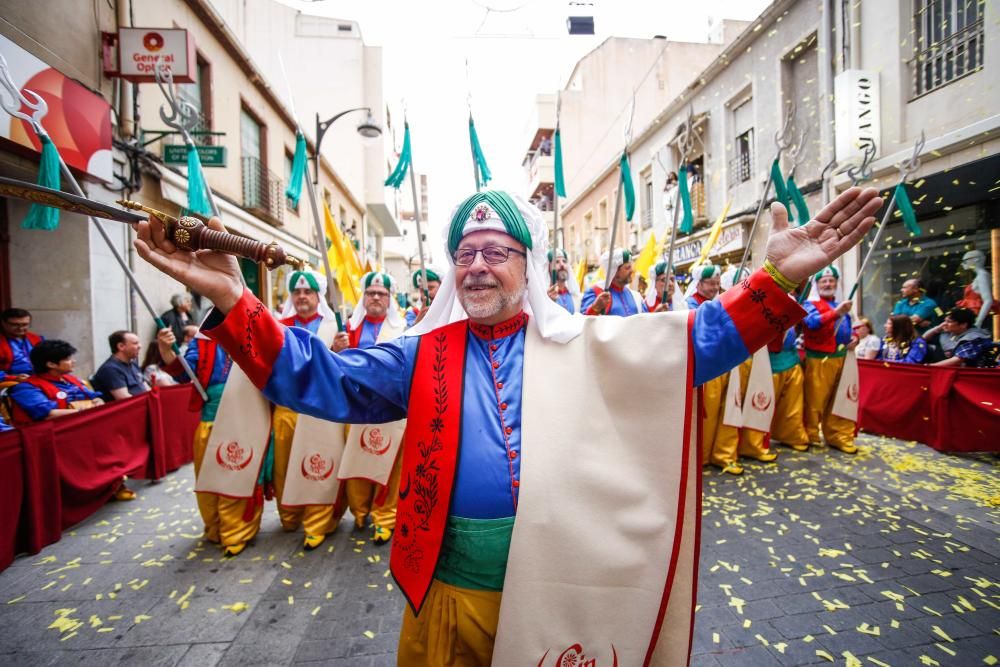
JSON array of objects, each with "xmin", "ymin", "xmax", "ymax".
[
  {"xmin": 574, "ymin": 259, "xmax": 587, "ymax": 291},
  {"xmin": 322, "ymin": 201, "xmax": 360, "ymax": 305},
  {"xmin": 698, "ymin": 199, "xmax": 732, "ymax": 266},
  {"xmin": 632, "ymin": 231, "xmax": 659, "ymax": 284}
]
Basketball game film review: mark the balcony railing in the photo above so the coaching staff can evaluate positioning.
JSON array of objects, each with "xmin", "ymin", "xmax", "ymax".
[
  {"xmin": 911, "ymin": 15, "xmax": 984, "ymax": 98},
  {"xmin": 241, "ymin": 156, "xmax": 284, "ymax": 226}
]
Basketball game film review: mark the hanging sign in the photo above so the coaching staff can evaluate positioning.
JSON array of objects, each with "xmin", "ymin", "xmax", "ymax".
[
  {"xmin": 117, "ymin": 28, "xmax": 196, "ymax": 83},
  {"xmin": 834, "ymin": 70, "xmax": 881, "ymax": 163}
]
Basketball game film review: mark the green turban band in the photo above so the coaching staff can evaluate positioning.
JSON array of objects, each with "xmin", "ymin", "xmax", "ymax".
[{"xmin": 448, "ymin": 190, "xmax": 533, "ymax": 256}]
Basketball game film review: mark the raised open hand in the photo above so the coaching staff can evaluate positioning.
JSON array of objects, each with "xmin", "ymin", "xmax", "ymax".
[
  {"xmin": 133, "ymin": 216, "xmax": 244, "ymax": 313},
  {"xmin": 767, "ymin": 186, "xmax": 883, "ymax": 283}
]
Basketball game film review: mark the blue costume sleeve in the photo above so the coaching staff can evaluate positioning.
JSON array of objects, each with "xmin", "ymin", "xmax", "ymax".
[
  {"xmin": 580, "ymin": 287, "xmax": 597, "ymax": 313},
  {"xmin": 9, "ymin": 383, "xmax": 55, "ymax": 421},
  {"xmin": 802, "ymin": 301, "xmax": 823, "ymax": 329},
  {"xmin": 405, "ymin": 309, "xmax": 417, "ymax": 328},
  {"xmin": 906, "ymin": 338, "xmax": 928, "ymax": 363},
  {"xmin": 260, "ymin": 327, "xmax": 416, "ymax": 424}
]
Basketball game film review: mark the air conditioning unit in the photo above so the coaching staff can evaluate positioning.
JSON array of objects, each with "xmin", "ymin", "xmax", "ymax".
[{"xmin": 567, "ymin": 16, "xmax": 595, "ymax": 35}]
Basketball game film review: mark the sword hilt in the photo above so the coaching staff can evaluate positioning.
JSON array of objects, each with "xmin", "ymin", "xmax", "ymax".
[{"xmin": 118, "ymin": 200, "xmax": 305, "ymax": 270}]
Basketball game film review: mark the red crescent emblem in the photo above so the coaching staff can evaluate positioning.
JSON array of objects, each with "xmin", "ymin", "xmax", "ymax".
[
  {"xmin": 360, "ymin": 426, "xmax": 392, "ymax": 456},
  {"xmin": 215, "ymin": 441, "xmax": 253, "ymax": 471},
  {"xmin": 846, "ymin": 383, "xmax": 859, "ymax": 402},
  {"xmin": 300, "ymin": 453, "xmax": 335, "ymax": 482},
  {"xmin": 751, "ymin": 391, "xmax": 772, "ymax": 411},
  {"xmin": 536, "ymin": 643, "xmax": 618, "ymax": 667}
]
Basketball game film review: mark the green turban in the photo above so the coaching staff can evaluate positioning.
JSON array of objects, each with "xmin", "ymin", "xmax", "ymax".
[
  {"xmin": 814, "ymin": 266, "xmax": 840, "ymax": 282},
  {"xmin": 448, "ymin": 190, "xmax": 532, "ymax": 256},
  {"xmin": 411, "ymin": 268, "xmax": 441, "ymax": 289}
]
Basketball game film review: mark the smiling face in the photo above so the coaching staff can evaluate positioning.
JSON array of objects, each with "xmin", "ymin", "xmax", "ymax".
[
  {"xmin": 817, "ymin": 276, "xmax": 838, "ymax": 299},
  {"xmin": 454, "ymin": 230, "xmax": 528, "ymax": 325},
  {"xmin": 697, "ymin": 276, "xmax": 720, "ymax": 300},
  {"xmin": 117, "ymin": 333, "xmax": 142, "ymax": 361},
  {"xmin": 292, "ymin": 287, "xmax": 320, "ymax": 319}
]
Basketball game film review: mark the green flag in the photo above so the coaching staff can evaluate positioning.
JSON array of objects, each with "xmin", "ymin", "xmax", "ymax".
[
  {"xmin": 678, "ymin": 165, "xmax": 694, "ymax": 234},
  {"xmin": 284, "ymin": 131, "xmax": 307, "ymax": 208},
  {"xmin": 770, "ymin": 159, "xmax": 789, "ymax": 212},
  {"xmin": 786, "ymin": 175, "xmax": 810, "ymax": 225},
  {"xmin": 385, "ymin": 122, "xmax": 412, "ymax": 189},
  {"xmin": 22, "ymin": 135, "xmax": 61, "ymax": 230},
  {"xmin": 469, "ymin": 116, "xmax": 492, "ymax": 189},
  {"xmin": 620, "ymin": 152, "xmax": 635, "ymax": 221},
  {"xmin": 895, "ymin": 182, "xmax": 920, "ymax": 236},
  {"xmin": 554, "ymin": 128, "xmax": 566, "ymax": 198}
]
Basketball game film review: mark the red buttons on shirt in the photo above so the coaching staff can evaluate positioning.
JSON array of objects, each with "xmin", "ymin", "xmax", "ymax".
[
  {"xmin": 500, "ymin": 402, "xmax": 507, "ymax": 410},
  {"xmin": 505, "ymin": 426, "xmax": 513, "ymax": 435},
  {"xmin": 496, "ymin": 382, "xmax": 503, "ymax": 389},
  {"xmin": 492, "ymin": 361, "xmax": 500, "ymax": 369},
  {"xmin": 509, "ymin": 450, "xmax": 517, "ymax": 459},
  {"xmin": 512, "ymin": 480, "xmax": 520, "ymax": 488},
  {"xmin": 490, "ymin": 344, "xmax": 498, "ymax": 351}
]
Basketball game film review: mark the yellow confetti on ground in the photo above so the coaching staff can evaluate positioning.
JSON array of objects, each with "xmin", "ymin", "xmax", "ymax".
[
  {"xmin": 134, "ymin": 614, "xmax": 152, "ymax": 624},
  {"xmin": 919, "ymin": 655, "xmax": 940, "ymax": 666},
  {"xmin": 311, "ymin": 605, "xmax": 321, "ymax": 616},
  {"xmin": 288, "ymin": 596, "xmax": 294, "ymax": 605},
  {"xmin": 815, "ymin": 649, "xmax": 835, "ymax": 662},
  {"xmin": 712, "ymin": 632, "xmax": 720, "ymax": 644},
  {"xmin": 803, "ymin": 634, "xmax": 814, "ymax": 643},
  {"xmin": 984, "ymin": 656, "xmax": 997, "ymax": 665},
  {"xmin": 936, "ymin": 643, "xmax": 956, "ymax": 657},
  {"xmin": 868, "ymin": 658, "xmax": 891, "ymax": 667},
  {"xmin": 931, "ymin": 625, "xmax": 953, "ymax": 642},
  {"xmin": 222, "ymin": 602, "xmax": 248, "ymax": 614},
  {"xmin": 843, "ymin": 651, "xmax": 862, "ymax": 667},
  {"xmin": 857, "ymin": 623, "xmax": 880, "ymax": 636},
  {"xmin": 7, "ymin": 595, "xmax": 26, "ymax": 604},
  {"xmin": 363, "ymin": 631, "xmax": 375, "ymax": 639},
  {"xmin": 281, "ymin": 562, "xmax": 292, "ymax": 569}
]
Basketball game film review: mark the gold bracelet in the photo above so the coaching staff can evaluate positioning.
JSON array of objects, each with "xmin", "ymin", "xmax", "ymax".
[{"xmin": 763, "ymin": 259, "xmax": 799, "ymax": 292}]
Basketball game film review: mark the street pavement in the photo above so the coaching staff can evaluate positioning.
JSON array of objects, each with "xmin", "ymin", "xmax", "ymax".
[{"xmin": 1, "ymin": 432, "xmax": 997, "ymax": 666}]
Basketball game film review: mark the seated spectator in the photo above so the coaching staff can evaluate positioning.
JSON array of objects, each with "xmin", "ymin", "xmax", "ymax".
[
  {"xmin": 140, "ymin": 341, "xmax": 176, "ymax": 388},
  {"xmin": 10, "ymin": 341, "xmax": 136, "ymax": 500},
  {"xmin": 91, "ymin": 331, "xmax": 150, "ymax": 400},
  {"xmin": 160, "ymin": 293, "xmax": 193, "ymax": 342},
  {"xmin": 0, "ymin": 308, "xmax": 43, "ymax": 382},
  {"xmin": 877, "ymin": 315, "xmax": 927, "ymax": 364},
  {"xmin": 852, "ymin": 317, "xmax": 881, "ymax": 360},
  {"xmin": 928, "ymin": 307, "xmax": 997, "ymax": 368},
  {"xmin": 8, "ymin": 340, "xmax": 103, "ymax": 421}
]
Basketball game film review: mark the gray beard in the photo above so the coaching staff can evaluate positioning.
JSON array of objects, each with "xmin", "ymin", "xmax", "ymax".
[{"xmin": 459, "ymin": 281, "xmax": 527, "ymax": 320}]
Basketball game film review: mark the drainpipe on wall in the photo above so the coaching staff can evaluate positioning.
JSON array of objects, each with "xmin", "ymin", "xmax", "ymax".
[{"xmin": 819, "ymin": 0, "xmax": 836, "ymax": 204}]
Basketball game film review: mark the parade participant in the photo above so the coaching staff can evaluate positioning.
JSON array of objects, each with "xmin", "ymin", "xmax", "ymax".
[
  {"xmin": 135, "ymin": 186, "xmax": 881, "ymax": 666},
  {"xmin": 0, "ymin": 308, "xmax": 43, "ymax": 382},
  {"xmin": 580, "ymin": 248, "xmax": 643, "ymax": 316},
  {"xmin": 891, "ymin": 278, "xmax": 941, "ymax": 334},
  {"xmin": 686, "ymin": 264, "xmax": 722, "ymax": 309},
  {"xmin": 158, "ymin": 327, "xmax": 237, "ymax": 546},
  {"xmin": 766, "ymin": 325, "xmax": 810, "ymax": 452},
  {"xmin": 8, "ymin": 340, "xmax": 135, "ymax": 500},
  {"xmin": 714, "ymin": 267, "xmax": 777, "ymax": 467},
  {"xmin": 91, "ymin": 331, "xmax": 150, "ymax": 400},
  {"xmin": 406, "ymin": 267, "xmax": 442, "ymax": 327},
  {"xmin": 644, "ymin": 261, "xmax": 686, "ymax": 313},
  {"xmin": 802, "ymin": 266, "xmax": 858, "ymax": 454},
  {"xmin": 272, "ymin": 269, "xmax": 344, "ymax": 551},
  {"xmin": 546, "ymin": 248, "xmax": 578, "ymax": 314},
  {"xmin": 332, "ymin": 272, "xmax": 407, "ymax": 544},
  {"xmin": 0, "ymin": 414, "xmax": 11, "ymax": 432},
  {"xmin": 877, "ymin": 315, "xmax": 928, "ymax": 363}
]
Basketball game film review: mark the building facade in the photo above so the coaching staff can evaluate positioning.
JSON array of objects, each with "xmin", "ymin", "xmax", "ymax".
[{"xmin": 0, "ymin": 0, "xmax": 382, "ymax": 375}]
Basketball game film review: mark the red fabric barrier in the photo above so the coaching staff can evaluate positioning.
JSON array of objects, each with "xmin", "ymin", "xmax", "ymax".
[
  {"xmin": 858, "ymin": 360, "xmax": 1000, "ymax": 452},
  {"xmin": 2, "ymin": 385, "xmax": 200, "ymax": 571},
  {"xmin": 0, "ymin": 431, "xmax": 23, "ymax": 572}
]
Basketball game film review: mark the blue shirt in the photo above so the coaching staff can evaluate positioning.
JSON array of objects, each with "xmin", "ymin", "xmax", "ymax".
[
  {"xmin": 405, "ymin": 308, "xmax": 420, "ymax": 329},
  {"xmin": 0, "ymin": 334, "xmax": 38, "ymax": 380},
  {"xmin": 892, "ymin": 295, "xmax": 942, "ymax": 333},
  {"xmin": 580, "ymin": 285, "xmax": 641, "ymax": 317},
  {"xmin": 9, "ymin": 375, "xmax": 101, "ymax": 421},
  {"xmin": 356, "ymin": 318, "xmax": 384, "ymax": 349},
  {"xmin": 169, "ymin": 339, "xmax": 231, "ymax": 388},
  {"xmin": 91, "ymin": 357, "xmax": 148, "ymax": 399},
  {"xmin": 877, "ymin": 337, "xmax": 928, "ymax": 364},
  {"xmin": 554, "ymin": 290, "xmax": 576, "ymax": 314}
]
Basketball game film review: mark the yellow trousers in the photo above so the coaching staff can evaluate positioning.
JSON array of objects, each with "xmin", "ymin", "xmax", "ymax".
[
  {"xmin": 398, "ymin": 579, "xmax": 502, "ymax": 667},
  {"xmin": 345, "ymin": 450, "xmax": 403, "ymax": 530},
  {"xmin": 271, "ymin": 406, "xmax": 341, "ymax": 537},
  {"xmin": 192, "ymin": 421, "xmax": 262, "ymax": 547},
  {"xmin": 704, "ymin": 360, "xmax": 760, "ymax": 467},
  {"xmin": 803, "ymin": 356, "xmax": 857, "ymax": 450},
  {"xmin": 769, "ymin": 365, "xmax": 809, "ymax": 448}
]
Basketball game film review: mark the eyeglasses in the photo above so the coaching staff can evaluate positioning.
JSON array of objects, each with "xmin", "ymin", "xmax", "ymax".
[
  {"xmin": 364, "ymin": 290, "xmax": 390, "ymax": 299},
  {"xmin": 453, "ymin": 246, "xmax": 526, "ymax": 266}
]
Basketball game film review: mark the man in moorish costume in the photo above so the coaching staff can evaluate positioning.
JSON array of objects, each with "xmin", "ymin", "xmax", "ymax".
[
  {"xmin": 765, "ymin": 323, "xmax": 811, "ymax": 452},
  {"xmin": 802, "ymin": 265, "xmax": 858, "ymax": 454},
  {"xmin": 332, "ymin": 271, "xmax": 408, "ymax": 544},
  {"xmin": 546, "ymin": 248, "xmax": 579, "ymax": 314},
  {"xmin": 580, "ymin": 248, "xmax": 644, "ymax": 316},
  {"xmin": 158, "ymin": 327, "xmax": 244, "ymax": 549},
  {"xmin": 406, "ymin": 266, "xmax": 442, "ymax": 328},
  {"xmin": 136, "ymin": 186, "xmax": 882, "ymax": 666},
  {"xmin": 644, "ymin": 261, "xmax": 686, "ymax": 313},
  {"xmin": 271, "ymin": 269, "xmax": 345, "ymax": 550}
]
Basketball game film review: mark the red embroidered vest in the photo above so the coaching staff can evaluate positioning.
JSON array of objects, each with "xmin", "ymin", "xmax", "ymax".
[
  {"xmin": 803, "ymin": 299, "xmax": 838, "ymax": 353},
  {"xmin": 390, "ymin": 319, "xmax": 468, "ymax": 614}
]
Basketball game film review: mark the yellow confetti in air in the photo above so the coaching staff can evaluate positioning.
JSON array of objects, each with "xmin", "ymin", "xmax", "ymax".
[{"xmin": 364, "ymin": 631, "xmax": 376, "ymax": 639}]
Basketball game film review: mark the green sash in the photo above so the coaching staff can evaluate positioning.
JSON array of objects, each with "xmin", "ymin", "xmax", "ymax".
[{"xmin": 435, "ymin": 515, "xmax": 515, "ymax": 592}]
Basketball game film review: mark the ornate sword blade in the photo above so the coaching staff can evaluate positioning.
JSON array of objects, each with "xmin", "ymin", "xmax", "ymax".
[{"xmin": 0, "ymin": 176, "xmax": 145, "ymax": 223}]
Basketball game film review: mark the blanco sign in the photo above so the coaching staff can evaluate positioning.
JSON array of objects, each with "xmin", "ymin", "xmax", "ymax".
[
  {"xmin": 834, "ymin": 70, "xmax": 880, "ymax": 163},
  {"xmin": 118, "ymin": 28, "xmax": 195, "ymax": 83}
]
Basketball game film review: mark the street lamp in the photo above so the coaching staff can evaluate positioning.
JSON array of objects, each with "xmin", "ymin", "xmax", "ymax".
[{"xmin": 312, "ymin": 107, "xmax": 382, "ymax": 184}]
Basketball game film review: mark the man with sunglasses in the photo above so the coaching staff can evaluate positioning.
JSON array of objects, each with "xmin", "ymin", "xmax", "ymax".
[
  {"xmin": 334, "ymin": 272, "xmax": 408, "ymax": 544},
  {"xmin": 136, "ymin": 185, "xmax": 883, "ymax": 666}
]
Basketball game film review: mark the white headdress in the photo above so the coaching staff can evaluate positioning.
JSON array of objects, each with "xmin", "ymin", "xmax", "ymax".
[
  {"xmin": 280, "ymin": 269, "xmax": 337, "ymax": 321},
  {"xmin": 349, "ymin": 271, "xmax": 404, "ymax": 330},
  {"xmin": 644, "ymin": 261, "xmax": 688, "ymax": 311}
]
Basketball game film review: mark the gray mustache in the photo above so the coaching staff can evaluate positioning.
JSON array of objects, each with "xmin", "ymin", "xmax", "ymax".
[{"xmin": 462, "ymin": 279, "xmax": 499, "ymax": 288}]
